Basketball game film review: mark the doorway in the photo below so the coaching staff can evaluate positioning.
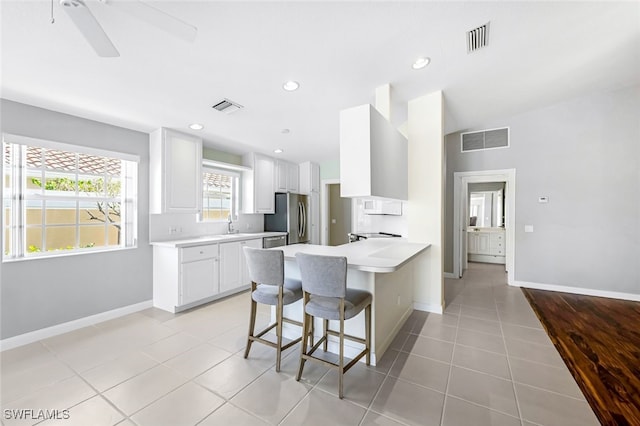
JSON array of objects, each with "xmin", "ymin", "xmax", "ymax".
[
  {"xmin": 453, "ymin": 169, "xmax": 516, "ymax": 284},
  {"xmin": 328, "ymin": 184, "xmax": 351, "ymax": 246},
  {"xmin": 321, "ymin": 179, "xmax": 353, "ymax": 246}
]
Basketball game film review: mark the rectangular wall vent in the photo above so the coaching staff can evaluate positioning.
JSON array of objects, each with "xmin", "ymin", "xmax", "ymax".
[
  {"xmin": 467, "ymin": 22, "xmax": 490, "ymax": 53},
  {"xmin": 461, "ymin": 127, "xmax": 509, "ymax": 152},
  {"xmin": 212, "ymin": 98, "xmax": 244, "ymax": 114}
]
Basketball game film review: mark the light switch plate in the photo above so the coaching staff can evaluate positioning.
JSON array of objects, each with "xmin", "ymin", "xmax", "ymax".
[{"xmin": 525, "ymin": 225, "xmax": 534, "ymax": 233}]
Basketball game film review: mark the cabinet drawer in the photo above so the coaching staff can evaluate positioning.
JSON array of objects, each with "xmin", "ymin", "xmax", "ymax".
[
  {"xmin": 490, "ymin": 233, "xmax": 504, "ymax": 242},
  {"xmin": 181, "ymin": 245, "xmax": 218, "ymax": 263}
]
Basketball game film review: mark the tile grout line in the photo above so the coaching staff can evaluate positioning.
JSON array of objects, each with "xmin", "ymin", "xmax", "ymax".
[
  {"xmin": 445, "ymin": 394, "xmax": 523, "ymax": 421},
  {"xmin": 357, "ymin": 322, "xmax": 408, "ymax": 426},
  {"xmin": 495, "ymin": 297, "xmax": 525, "ymax": 426},
  {"xmin": 439, "ymin": 299, "xmax": 463, "ymax": 426},
  {"xmin": 38, "ymin": 339, "xmax": 134, "ymax": 426}
]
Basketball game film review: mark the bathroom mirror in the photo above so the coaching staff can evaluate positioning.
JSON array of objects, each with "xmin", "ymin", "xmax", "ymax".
[{"xmin": 469, "ymin": 189, "xmax": 504, "ymax": 227}]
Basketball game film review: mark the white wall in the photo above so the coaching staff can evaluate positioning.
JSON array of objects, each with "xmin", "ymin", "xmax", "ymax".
[
  {"xmin": 0, "ymin": 100, "xmax": 152, "ymax": 339},
  {"xmin": 444, "ymin": 85, "xmax": 640, "ymax": 295}
]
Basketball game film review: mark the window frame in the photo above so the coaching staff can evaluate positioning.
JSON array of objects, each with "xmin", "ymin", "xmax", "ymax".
[
  {"xmin": 2, "ymin": 133, "xmax": 139, "ymax": 261},
  {"xmin": 200, "ymin": 165, "xmax": 240, "ymax": 223}
]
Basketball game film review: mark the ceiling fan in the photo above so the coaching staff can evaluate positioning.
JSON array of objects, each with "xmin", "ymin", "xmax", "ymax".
[{"xmin": 59, "ymin": 0, "xmax": 198, "ymax": 57}]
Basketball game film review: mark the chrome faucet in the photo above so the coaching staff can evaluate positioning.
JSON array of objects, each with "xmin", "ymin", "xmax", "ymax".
[{"xmin": 227, "ymin": 214, "xmax": 234, "ymax": 234}]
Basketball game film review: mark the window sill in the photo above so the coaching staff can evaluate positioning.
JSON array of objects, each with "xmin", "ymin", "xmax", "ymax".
[{"xmin": 2, "ymin": 245, "xmax": 140, "ymax": 263}]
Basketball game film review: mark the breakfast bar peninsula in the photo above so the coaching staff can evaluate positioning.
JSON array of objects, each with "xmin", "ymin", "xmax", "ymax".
[{"xmin": 277, "ymin": 239, "xmax": 430, "ymax": 365}]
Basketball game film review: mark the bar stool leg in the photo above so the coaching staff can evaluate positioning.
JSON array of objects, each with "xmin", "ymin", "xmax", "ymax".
[
  {"xmin": 323, "ymin": 319, "xmax": 329, "ymax": 351},
  {"xmin": 244, "ymin": 282, "xmax": 257, "ymax": 359},
  {"xmin": 365, "ymin": 304, "xmax": 371, "ymax": 365},
  {"xmin": 275, "ymin": 287, "xmax": 284, "ymax": 372},
  {"xmin": 338, "ymin": 300, "xmax": 345, "ymax": 399},
  {"xmin": 296, "ymin": 293, "xmax": 310, "ymax": 381}
]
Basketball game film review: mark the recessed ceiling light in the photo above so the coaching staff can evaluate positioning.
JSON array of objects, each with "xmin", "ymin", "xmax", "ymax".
[
  {"xmin": 281, "ymin": 129, "xmax": 290, "ymax": 134},
  {"xmin": 282, "ymin": 81, "xmax": 300, "ymax": 91},
  {"xmin": 274, "ymin": 148, "xmax": 284, "ymax": 154},
  {"xmin": 412, "ymin": 57, "xmax": 431, "ymax": 70},
  {"xmin": 189, "ymin": 123, "xmax": 204, "ymax": 130}
]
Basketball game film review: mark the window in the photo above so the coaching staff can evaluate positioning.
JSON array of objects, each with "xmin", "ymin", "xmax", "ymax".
[
  {"xmin": 2, "ymin": 134, "xmax": 138, "ymax": 259},
  {"xmin": 201, "ymin": 166, "xmax": 239, "ymax": 221}
]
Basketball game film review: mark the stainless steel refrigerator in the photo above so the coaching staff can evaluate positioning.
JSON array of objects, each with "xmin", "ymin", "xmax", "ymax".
[{"xmin": 264, "ymin": 193, "xmax": 309, "ymax": 244}]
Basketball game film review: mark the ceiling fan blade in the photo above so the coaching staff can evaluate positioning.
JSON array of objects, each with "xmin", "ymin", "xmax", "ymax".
[
  {"xmin": 60, "ymin": 0, "xmax": 119, "ymax": 57},
  {"xmin": 103, "ymin": 0, "xmax": 197, "ymax": 42}
]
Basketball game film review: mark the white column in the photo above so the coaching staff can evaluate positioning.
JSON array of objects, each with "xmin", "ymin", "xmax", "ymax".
[{"xmin": 407, "ymin": 91, "xmax": 444, "ymax": 313}]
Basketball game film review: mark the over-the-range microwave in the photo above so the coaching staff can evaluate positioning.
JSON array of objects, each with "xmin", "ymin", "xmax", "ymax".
[{"xmin": 362, "ymin": 200, "xmax": 403, "ymax": 216}]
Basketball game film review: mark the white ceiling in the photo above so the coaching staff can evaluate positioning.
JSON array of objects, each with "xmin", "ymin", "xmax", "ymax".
[{"xmin": 1, "ymin": 1, "xmax": 639, "ymax": 163}]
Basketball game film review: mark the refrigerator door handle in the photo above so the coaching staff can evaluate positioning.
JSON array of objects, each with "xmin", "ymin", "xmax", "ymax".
[
  {"xmin": 298, "ymin": 202, "xmax": 303, "ymax": 238},
  {"xmin": 301, "ymin": 202, "xmax": 307, "ymax": 238}
]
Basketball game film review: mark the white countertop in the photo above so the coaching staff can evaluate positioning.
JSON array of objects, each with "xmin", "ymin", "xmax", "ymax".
[
  {"xmin": 151, "ymin": 232, "xmax": 287, "ymax": 248},
  {"xmin": 280, "ymin": 239, "xmax": 430, "ymax": 273}
]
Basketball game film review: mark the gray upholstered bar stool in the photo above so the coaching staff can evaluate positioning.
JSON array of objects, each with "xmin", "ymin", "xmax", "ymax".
[
  {"xmin": 294, "ymin": 252, "xmax": 372, "ymax": 399},
  {"xmin": 243, "ymin": 247, "xmax": 303, "ymax": 372}
]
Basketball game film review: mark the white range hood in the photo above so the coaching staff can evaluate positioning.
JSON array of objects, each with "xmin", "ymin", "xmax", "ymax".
[{"xmin": 339, "ymin": 103, "xmax": 408, "ymax": 200}]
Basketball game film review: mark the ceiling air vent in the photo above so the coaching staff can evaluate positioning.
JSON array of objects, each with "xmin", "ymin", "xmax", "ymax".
[
  {"xmin": 467, "ymin": 22, "xmax": 490, "ymax": 53},
  {"xmin": 461, "ymin": 127, "xmax": 509, "ymax": 152},
  {"xmin": 211, "ymin": 98, "xmax": 243, "ymax": 114}
]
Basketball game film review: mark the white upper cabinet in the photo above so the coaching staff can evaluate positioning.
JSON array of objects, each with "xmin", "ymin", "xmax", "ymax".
[
  {"xmin": 288, "ymin": 162, "xmax": 299, "ymax": 193},
  {"xmin": 299, "ymin": 161, "xmax": 320, "ymax": 194},
  {"xmin": 339, "ymin": 104, "xmax": 407, "ymax": 200},
  {"xmin": 242, "ymin": 152, "xmax": 275, "ymax": 214},
  {"xmin": 150, "ymin": 128, "xmax": 202, "ymax": 214},
  {"xmin": 275, "ymin": 160, "xmax": 299, "ymax": 193}
]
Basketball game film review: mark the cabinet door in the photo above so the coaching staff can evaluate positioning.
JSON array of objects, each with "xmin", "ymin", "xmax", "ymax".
[
  {"xmin": 219, "ymin": 242, "xmax": 242, "ymax": 293},
  {"xmin": 240, "ymin": 239, "xmax": 263, "ymax": 285},
  {"xmin": 180, "ymin": 258, "xmax": 218, "ymax": 305},
  {"xmin": 467, "ymin": 233, "xmax": 478, "ymax": 254},
  {"xmin": 254, "ymin": 154, "xmax": 275, "ymax": 213},
  {"xmin": 311, "ymin": 162, "xmax": 320, "ymax": 193},
  {"xmin": 164, "ymin": 129, "xmax": 202, "ymax": 213},
  {"xmin": 276, "ymin": 160, "xmax": 288, "ymax": 192},
  {"xmin": 288, "ymin": 163, "xmax": 299, "ymax": 193},
  {"xmin": 477, "ymin": 233, "xmax": 491, "ymax": 254}
]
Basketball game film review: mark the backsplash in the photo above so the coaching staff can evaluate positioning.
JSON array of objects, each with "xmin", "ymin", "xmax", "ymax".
[
  {"xmin": 353, "ymin": 199, "xmax": 408, "ymax": 236},
  {"xmin": 149, "ymin": 213, "xmax": 265, "ymax": 242}
]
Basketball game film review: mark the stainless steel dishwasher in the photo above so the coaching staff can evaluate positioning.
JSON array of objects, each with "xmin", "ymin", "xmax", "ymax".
[{"xmin": 263, "ymin": 235, "xmax": 287, "ymax": 248}]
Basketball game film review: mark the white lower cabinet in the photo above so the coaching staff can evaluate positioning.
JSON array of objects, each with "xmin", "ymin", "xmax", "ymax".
[
  {"xmin": 153, "ymin": 243, "xmax": 220, "ymax": 313},
  {"xmin": 467, "ymin": 228, "xmax": 505, "ymax": 264},
  {"xmin": 219, "ymin": 242, "xmax": 241, "ymax": 293},
  {"xmin": 181, "ymin": 255, "xmax": 219, "ymax": 305},
  {"xmin": 153, "ymin": 237, "xmax": 266, "ymax": 313},
  {"xmin": 219, "ymin": 238, "xmax": 262, "ymax": 293},
  {"xmin": 241, "ymin": 238, "xmax": 263, "ymax": 284}
]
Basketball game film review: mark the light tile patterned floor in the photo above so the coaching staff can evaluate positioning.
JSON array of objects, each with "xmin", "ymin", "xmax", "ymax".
[{"xmin": 0, "ymin": 262, "xmax": 600, "ymax": 425}]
